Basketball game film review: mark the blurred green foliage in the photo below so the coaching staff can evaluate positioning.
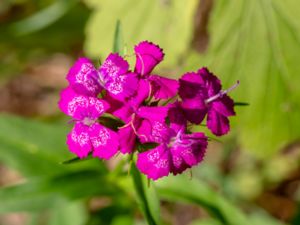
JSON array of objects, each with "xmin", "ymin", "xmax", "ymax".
[
  {"xmin": 83, "ymin": 0, "xmax": 198, "ymax": 66},
  {"xmin": 185, "ymin": 0, "xmax": 300, "ymax": 157}
]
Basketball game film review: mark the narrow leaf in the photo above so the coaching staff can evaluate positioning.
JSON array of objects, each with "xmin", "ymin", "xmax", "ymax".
[
  {"xmin": 131, "ymin": 164, "xmax": 159, "ymax": 225},
  {"xmin": 113, "ymin": 20, "xmax": 123, "ymax": 54}
]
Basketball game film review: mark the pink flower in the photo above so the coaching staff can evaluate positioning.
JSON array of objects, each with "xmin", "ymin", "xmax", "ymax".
[
  {"xmin": 58, "ymin": 87, "xmax": 119, "ymax": 159},
  {"xmin": 179, "ymin": 68, "xmax": 238, "ymax": 136},
  {"xmin": 134, "ymin": 41, "xmax": 179, "ymax": 100},
  {"xmin": 137, "ymin": 104, "xmax": 207, "ymax": 180},
  {"xmin": 67, "ymin": 54, "xmax": 138, "ymax": 101}
]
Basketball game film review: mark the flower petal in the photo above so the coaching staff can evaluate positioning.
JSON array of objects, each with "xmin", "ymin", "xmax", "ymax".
[
  {"xmin": 137, "ymin": 144, "xmax": 171, "ymax": 180},
  {"xmin": 179, "ymin": 72, "xmax": 207, "ymax": 100},
  {"xmin": 130, "ymin": 79, "xmax": 151, "ymax": 108},
  {"xmin": 99, "ymin": 53, "xmax": 129, "ymax": 80},
  {"xmin": 58, "ymin": 87, "xmax": 108, "ymax": 120},
  {"xmin": 89, "ymin": 123, "xmax": 119, "ymax": 160},
  {"xmin": 171, "ymin": 132, "xmax": 207, "ymax": 175},
  {"xmin": 138, "ymin": 120, "xmax": 170, "ymax": 144},
  {"xmin": 149, "ymin": 75, "xmax": 179, "ymax": 100},
  {"xmin": 58, "ymin": 87, "xmax": 89, "ymax": 120},
  {"xmin": 99, "ymin": 54, "xmax": 138, "ymax": 100},
  {"xmin": 105, "ymin": 72, "xmax": 139, "ymax": 101},
  {"xmin": 211, "ymin": 95, "xmax": 235, "ymax": 117},
  {"xmin": 134, "ymin": 41, "xmax": 164, "ymax": 76},
  {"xmin": 207, "ymin": 109, "xmax": 230, "ymax": 136},
  {"xmin": 168, "ymin": 103, "xmax": 187, "ymax": 132},
  {"xmin": 67, "ymin": 122, "xmax": 92, "ymax": 158},
  {"xmin": 118, "ymin": 124, "xmax": 137, "ymax": 154},
  {"xmin": 198, "ymin": 67, "xmax": 221, "ymax": 96},
  {"xmin": 180, "ymin": 96, "xmax": 207, "ymax": 124},
  {"xmin": 137, "ymin": 106, "xmax": 169, "ymax": 122},
  {"xmin": 67, "ymin": 58, "xmax": 102, "ymax": 96}
]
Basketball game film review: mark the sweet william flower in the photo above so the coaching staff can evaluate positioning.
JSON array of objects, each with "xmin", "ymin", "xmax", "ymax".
[
  {"xmin": 134, "ymin": 41, "xmax": 179, "ymax": 100},
  {"xmin": 179, "ymin": 67, "xmax": 238, "ymax": 136},
  {"xmin": 58, "ymin": 87, "xmax": 119, "ymax": 159},
  {"xmin": 137, "ymin": 103, "xmax": 208, "ymax": 180},
  {"xmin": 59, "ymin": 40, "xmax": 239, "ymax": 181},
  {"xmin": 106, "ymin": 80, "xmax": 170, "ymax": 154},
  {"xmin": 66, "ymin": 54, "xmax": 138, "ymax": 101}
]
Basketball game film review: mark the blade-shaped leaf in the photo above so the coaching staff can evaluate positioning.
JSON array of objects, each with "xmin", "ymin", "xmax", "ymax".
[
  {"xmin": 0, "ymin": 170, "xmax": 119, "ymax": 213},
  {"xmin": 113, "ymin": 20, "xmax": 123, "ymax": 54},
  {"xmin": 131, "ymin": 164, "xmax": 159, "ymax": 225},
  {"xmin": 156, "ymin": 175, "xmax": 251, "ymax": 225}
]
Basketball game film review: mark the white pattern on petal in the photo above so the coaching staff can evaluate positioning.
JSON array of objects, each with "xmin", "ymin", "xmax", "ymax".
[
  {"xmin": 152, "ymin": 121, "xmax": 167, "ymax": 142},
  {"xmin": 89, "ymin": 98, "xmax": 104, "ymax": 114},
  {"xmin": 68, "ymin": 96, "xmax": 88, "ymax": 116},
  {"xmin": 107, "ymin": 77, "xmax": 125, "ymax": 94},
  {"xmin": 71, "ymin": 129, "xmax": 89, "ymax": 146},
  {"xmin": 75, "ymin": 63, "xmax": 99, "ymax": 92},
  {"xmin": 172, "ymin": 155, "xmax": 183, "ymax": 167},
  {"xmin": 78, "ymin": 132, "xmax": 89, "ymax": 146},
  {"xmin": 155, "ymin": 159, "xmax": 168, "ymax": 169},
  {"xmin": 91, "ymin": 128, "xmax": 110, "ymax": 147},
  {"xmin": 147, "ymin": 150, "xmax": 159, "ymax": 162},
  {"xmin": 101, "ymin": 60, "xmax": 120, "ymax": 78}
]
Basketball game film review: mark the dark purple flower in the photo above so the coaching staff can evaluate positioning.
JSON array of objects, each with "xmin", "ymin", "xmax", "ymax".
[{"xmin": 179, "ymin": 68, "xmax": 238, "ymax": 136}]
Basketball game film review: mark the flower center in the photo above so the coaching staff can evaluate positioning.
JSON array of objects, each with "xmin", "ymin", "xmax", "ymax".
[{"xmin": 83, "ymin": 117, "xmax": 96, "ymax": 126}]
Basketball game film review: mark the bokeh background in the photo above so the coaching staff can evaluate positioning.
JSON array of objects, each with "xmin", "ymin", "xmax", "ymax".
[{"xmin": 0, "ymin": 0, "xmax": 300, "ymax": 224}]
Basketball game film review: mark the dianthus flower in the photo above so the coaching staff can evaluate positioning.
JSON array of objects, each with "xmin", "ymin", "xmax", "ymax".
[
  {"xmin": 66, "ymin": 54, "xmax": 138, "ymax": 100},
  {"xmin": 137, "ymin": 103, "xmax": 208, "ymax": 180},
  {"xmin": 58, "ymin": 40, "xmax": 239, "ymax": 181},
  {"xmin": 179, "ymin": 68, "xmax": 238, "ymax": 136},
  {"xmin": 58, "ymin": 87, "xmax": 119, "ymax": 159},
  {"xmin": 134, "ymin": 41, "xmax": 179, "ymax": 100}
]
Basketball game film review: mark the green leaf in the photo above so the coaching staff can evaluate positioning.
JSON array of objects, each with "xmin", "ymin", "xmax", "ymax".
[
  {"xmin": 113, "ymin": 20, "xmax": 123, "ymax": 54},
  {"xmin": 0, "ymin": 114, "xmax": 104, "ymax": 177},
  {"xmin": 0, "ymin": 114, "xmax": 70, "ymax": 177},
  {"xmin": 9, "ymin": 0, "xmax": 79, "ymax": 35},
  {"xmin": 0, "ymin": 170, "xmax": 119, "ymax": 213},
  {"xmin": 84, "ymin": 0, "xmax": 198, "ymax": 66},
  {"xmin": 61, "ymin": 155, "xmax": 93, "ymax": 165},
  {"xmin": 186, "ymin": 0, "xmax": 300, "ymax": 157},
  {"xmin": 48, "ymin": 201, "xmax": 88, "ymax": 225},
  {"xmin": 156, "ymin": 175, "xmax": 251, "ymax": 225},
  {"xmin": 131, "ymin": 164, "xmax": 159, "ymax": 225}
]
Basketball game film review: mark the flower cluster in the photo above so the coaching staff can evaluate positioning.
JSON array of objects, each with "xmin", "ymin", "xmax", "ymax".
[{"xmin": 58, "ymin": 41, "xmax": 238, "ymax": 180}]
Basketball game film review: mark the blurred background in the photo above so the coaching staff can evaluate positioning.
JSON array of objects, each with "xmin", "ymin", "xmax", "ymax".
[{"xmin": 0, "ymin": 0, "xmax": 300, "ymax": 224}]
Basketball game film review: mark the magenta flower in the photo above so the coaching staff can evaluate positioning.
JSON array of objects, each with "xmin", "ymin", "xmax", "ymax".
[
  {"xmin": 134, "ymin": 41, "xmax": 179, "ymax": 100},
  {"xmin": 67, "ymin": 54, "xmax": 138, "ymax": 101},
  {"xmin": 137, "ymin": 104, "xmax": 207, "ymax": 180},
  {"xmin": 67, "ymin": 58, "xmax": 102, "ymax": 97},
  {"xmin": 58, "ymin": 87, "xmax": 119, "ymax": 159},
  {"xmin": 99, "ymin": 53, "xmax": 138, "ymax": 101},
  {"xmin": 134, "ymin": 41, "xmax": 164, "ymax": 76},
  {"xmin": 59, "ymin": 40, "xmax": 239, "ymax": 181},
  {"xmin": 179, "ymin": 68, "xmax": 238, "ymax": 136}
]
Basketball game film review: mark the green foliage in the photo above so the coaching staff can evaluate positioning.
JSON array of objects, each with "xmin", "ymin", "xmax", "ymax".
[
  {"xmin": 84, "ymin": 0, "xmax": 198, "ymax": 66},
  {"xmin": 9, "ymin": 0, "xmax": 79, "ymax": 36},
  {"xmin": 157, "ymin": 175, "xmax": 251, "ymax": 225},
  {"xmin": 186, "ymin": 0, "xmax": 300, "ymax": 157},
  {"xmin": 131, "ymin": 164, "xmax": 160, "ymax": 225}
]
